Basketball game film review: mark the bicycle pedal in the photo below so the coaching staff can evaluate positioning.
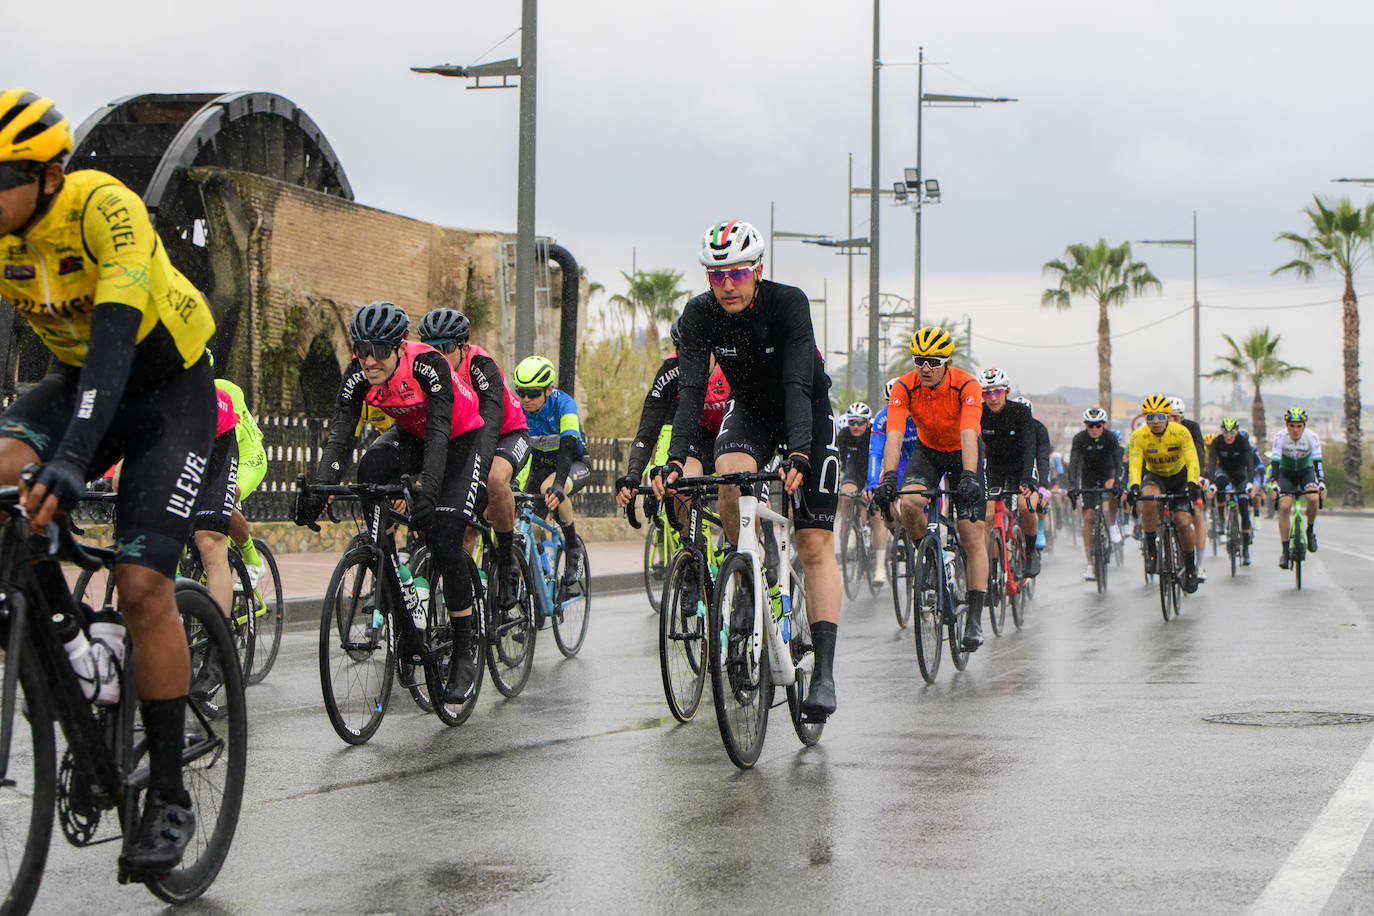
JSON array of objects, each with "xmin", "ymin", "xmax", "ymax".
[{"xmin": 800, "ymin": 710, "xmax": 829, "ymax": 725}]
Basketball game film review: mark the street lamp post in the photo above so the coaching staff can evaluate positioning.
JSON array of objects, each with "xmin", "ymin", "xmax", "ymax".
[
  {"xmin": 1139, "ymin": 211, "xmax": 1200, "ymax": 414},
  {"xmin": 411, "ymin": 0, "xmax": 539, "ymax": 358},
  {"xmin": 767, "ymin": 201, "xmax": 831, "ymax": 280}
]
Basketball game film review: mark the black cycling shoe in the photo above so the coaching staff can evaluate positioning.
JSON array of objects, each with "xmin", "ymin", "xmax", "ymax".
[
  {"xmin": 1242, "ymin": 545, "xmax": 1251, "ymax": 566},
  {"xmin": 1279, "ymin": 549, "xmax": 1290, "ymax": 570},
  {"xmin": 443, "ymin": 643, "xmax": 477, "ymax": 704},
  {"xmin": 120, "ymin": 789, "xmax": 195, "ymax": 878},
  {"xmin": 188, "ymin": 653, "xmax": 224, "ymax": 700},
  {"xmin": 1025, "ymin": 547, "xmax": 1042, "ymax": 578},
  {"xmin": 1306, "ymin": 527, "xmax": 1317, "ymax": 552},
  {"xmin": 1145, "ymin": 551, "xmax": 1158, "ymax": 575},
  {"xmin": 962, "ymin": 617, "xmax": 984, "ymax": 651},
  {"xmin": 560, "ymin": 541, "xmax": 586, "ymax": 587},
  {"xmin": 679, "ymin": 576, "xmax": 702, "ymax": 629},
  {"xmin": 729, "ymin": 581, "xmax": 754, "ymax": 637},
  {"xmin": 497, "ymin": 548, "xmax": 523, "ymax": 609},
  {"xmin": 801, "ymin": 666, "xmax": 837, "ymax": 718},
  {"xmin": 1182, "ymin": 566, "xmax": 1199, "ymax": 594}
]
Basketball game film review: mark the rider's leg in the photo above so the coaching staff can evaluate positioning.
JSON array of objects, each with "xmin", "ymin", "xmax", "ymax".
[
  {"xmin": 714, "ymin": 451, "xmax": 757, "ymax": 544},
  {"xmin": 1082, "ymin": 507, "xmax": 1095, "ymax": 564},
  {"xmin": 193, "ymin": 529, "xmax": 232, "ymax": 617}
]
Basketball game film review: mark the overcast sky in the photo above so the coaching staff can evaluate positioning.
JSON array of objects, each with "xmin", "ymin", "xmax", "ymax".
[{"xmin": 18, "ymin": 0, "xmax": 1374, "ymax": 404}]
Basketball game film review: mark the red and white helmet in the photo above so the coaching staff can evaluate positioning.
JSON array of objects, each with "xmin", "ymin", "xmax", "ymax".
[{"xmin": 699, "ymin": 219, "xmax": 765, "ymax": 267}]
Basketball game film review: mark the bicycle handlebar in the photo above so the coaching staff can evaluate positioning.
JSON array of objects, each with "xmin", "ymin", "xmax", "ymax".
[{"xmin": 0, "ymin": 486, "xmax": 110, "ymax": 571}]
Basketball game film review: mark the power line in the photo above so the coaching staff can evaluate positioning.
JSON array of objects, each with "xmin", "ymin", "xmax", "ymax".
[
  {"xmin": 974, "ymin": 305, "xmax": 1193, "ymax": 349},
  {"xmin": 1201, "ymin": 298, "xmax": 1338, "ymax": 311}
]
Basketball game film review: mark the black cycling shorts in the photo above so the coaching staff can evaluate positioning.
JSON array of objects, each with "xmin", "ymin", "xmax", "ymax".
[
  {"xmin": 1211, "ymin": 468, "xmax": 1251, "ymax": 498},
  {"xmin": 902, "ymin": 438, "xmax": 987, "ymax": 523},
  {"xmin": 1142, "ymin": 468, "xmax": 1194, "ymax": 514},
  {"xmin": 524, "ymin": 452, "xmax": 590, "ymax": 496},
  {"xmin": 493, "ymin": 430, "xmax": 531, "ymax": 475},
  {"xmin": 1273, "ymin": 466, "xmax": 1319, "ymax": 494},
  {"xmin": 0, "ymin": 358, "xmax": 217, "ymax": 576},
  {"xmin": 357, "ymin": 426, "xmax": 481, "ymax": 613},
  {"xmin": 713, "ymin": 397, "xmax": 838, "ymax": 531},
  {"xmin": 1079, "ymin": 477, "xmax": 1115, "ymax": 510},
  {"xmin": 687, "ymin": 424, "xmax": 717, "ymax": 474},
  {"xmin": 192, "ymin": 431, "xmax": 238, "ymax": 535}
]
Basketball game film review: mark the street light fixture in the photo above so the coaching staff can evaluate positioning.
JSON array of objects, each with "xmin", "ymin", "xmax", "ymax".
[
  {"xmin": 1138, "ymin": 210, "xmax": 1200, "ymax": 413},
  {"xmin": 412, "ymin": 0, "xmax": 539, "ymax": 360}
]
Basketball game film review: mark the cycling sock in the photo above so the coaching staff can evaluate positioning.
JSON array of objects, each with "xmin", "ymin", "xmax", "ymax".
[
  {"xmin": 236, "ymin": 536, "xmax": 260, "ymax": 568},
  {"xmin": 1145, "ymin": 531, "xmax": 1157, "ymax": 553},
  {"xmin": 966, "ymin": 589, "xmax": 986, "ymax": 619},
  {"xmin": 496, "ymin": 529, "xmax": 515, "ymax": 553},
  {"xmin": 560, "ymin": 521, "xmax": 578, "ymax": 549},
  {"xmin": 449, "ymin": 613, "xmax": 474, "ymax": 649},
  {"xmin": 142, "ymin": 697, "xmax": 189, "ymax": 803},
  {"xmin": 810, "ymin": 621, "xmax": 837, "ymax": 675},
  {"xmin": 1184, "ymin": 551, "xmax": 1196, "ymax": 572}
]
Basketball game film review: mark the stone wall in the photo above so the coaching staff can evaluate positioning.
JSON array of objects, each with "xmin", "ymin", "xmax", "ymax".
[{"xmin": 192, "ymin": 167, "xmax": 586, "ymax": 412}]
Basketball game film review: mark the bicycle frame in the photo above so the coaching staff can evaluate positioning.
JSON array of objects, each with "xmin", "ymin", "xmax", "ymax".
[
  {"xmin": 733, "ymin": 480, "xmax": 800, "ymax": 688},
  {"xmin": 986, "ymin": 488, "xmax": 1024, "ymax": 601},
  {"xmin": 516, "ymin": 503, "xmax": 564, "ymax": 621}
]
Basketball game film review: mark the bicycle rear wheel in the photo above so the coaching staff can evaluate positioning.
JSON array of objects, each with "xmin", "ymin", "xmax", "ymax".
[
  {"xmin": 1009, "ymin": 531, "xmax": 1027, "ymax": 629},
  {"xmin": 784, "ymin": 560, "xmax": 823, "ymax": 747},
  {"xmin": 0, "ymin": 644, "xmax": 56, "ymax": 916},
  {"xmin": 985, "ymin": 528, "xmax": 1006, "ymax": 636},
  {"xmin": 483, "ymin": 547, "xmax": 536, "ymax": 698},
  {"xmin": 552, "ymin": 535, "xmax": 591, "ymax": 657},
  {"xmin": 889, "ymin": 532, "xmax": 912, "ymax": 628},
  {"xmin": 318, "ymin": 547, "xmax": 393, "ymax": 745},
  {"xmin": 708, "ymin": 552, "xmax": 771, "ymax": 769},
  {"xmin": 243, "ymin": 539, "xmax": 284, "ymax": 684},
  {"xmin": 948, "ymin": 546, "xmax": 970, "ymax": 671},
  {"xmin": 421, "ymin": 552, "xmax": 482, "ymax": 726},
  {"xmin": 146, "ymin": 581, "xmax": 247, "ymax": 904},
  {"xmin": 839, "ymin": 509, "xmax": 861, "ymax": 600},
  {"xmin": 180, "ymin": 549, "xmax": 255, "ymax": 686},
  {"xmin": 1093, "ymin": 515, "xmax": 1110, "ymax": 593},
  {"xmin": 643, "ymin": 520, "xmax": 668, "ymax": 613},
  {"xmin": 659, "ymin": 551, "xmax": 707, "ymax": 723},
  {"xmin": 911, "ymin": 537, "xmax": 942, "ymax": 684}
]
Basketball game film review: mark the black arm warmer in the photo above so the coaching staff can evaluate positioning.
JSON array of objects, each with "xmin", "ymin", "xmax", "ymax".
[
  {"xmin": 468, "ymin": 354, "xmax": 506, "ymax": 484},
  {"xmin": 627, "ymin": 358, "xmax": 679, "ymax": 480},
  {"xmin": 53, "ymin": 303, "xmax": 142, "ymax": 470},
  {"xmin": 316, "ymin": 362, "xmax": 367, "ymax": 484}
]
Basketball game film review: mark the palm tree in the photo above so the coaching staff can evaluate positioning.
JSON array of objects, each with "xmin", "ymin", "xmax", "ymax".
[
  {"xmin": 609, "ymin": 269, "xmax": 690, "ymax": 352},
  {"xmin": 1041, "ymin": 239, "xmax": 1162, "ymax": 420},
  {"xmin": 1274, "ymin": 195, "xmax": 1374, "ymax": 506},
  {"xmin": 1204, "ymin": 328, "xmax": 1309, "ymax": 443}
]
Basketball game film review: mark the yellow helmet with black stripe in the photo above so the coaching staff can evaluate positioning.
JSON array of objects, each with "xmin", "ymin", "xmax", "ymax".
[
  {"xmin": 1141, "ymin": 394, "xmax": 1172, "ymax": 415},
  {"xmin": 909, "ymin": 326, "xmax": 954, "ymax": 358}
]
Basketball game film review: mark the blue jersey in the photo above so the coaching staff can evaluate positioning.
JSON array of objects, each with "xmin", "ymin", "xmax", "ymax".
[
  {"xmin": 523, "ymin": 389, "xmax": 586, "ymax": 455},
  {"xmin": 867, "ymin": 406, "xmax": 919, "ymax": 488}
]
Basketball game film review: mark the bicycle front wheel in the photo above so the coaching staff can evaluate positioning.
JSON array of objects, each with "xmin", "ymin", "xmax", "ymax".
[
  {"xmin": 1008, "ymin": 531, "xmax": 1027, "ymax": 630},
  {"xmin": 483, "ymin": 547, "xmax": 536, "ymax": 698},
  {"xmin": 147, "ymin": 581, "xmax": 247, "ymax": 904},
  {"xmin": 889, "ymin": 532, "xmax": 913, "ymax": 628},
  {"xmin": 947, "ymin": 545, "xmax": 970, "ymax": 672},
  {"xmin": 552, "ymin": 535, "xmax": 591, "ymax": 657},
  {"xmin": 1093, "ymin": 516, "xmax": 1110, "ymax": 593},
  {"xmin": 708, "ymin": 552, "xmax": 771, "ymax": 769},
  {"xmin": 421, "ymin": 553, "xmax": 482, "ymax": 727},
  {"xmin": 243, "ymin": 539, "xmax": 284, "ymax": 684},
  {"xmin": 659, "ymin": 550, "xmax": 707, "ymax": 723},
  {"xmin": 318, "ymin": 547, "xmax": 394, "ymax": 744},
  {"xmin": 985, "ymin": 528, "xmax": 1006, "ymax": 636},
  {"xmin": 839, "ymin": 510, "xmax": 861, "ymax": 600},
  {"xmin": 911, "ymin": 537, "xmax": 942, "ymax": 684},
  {"xmin": 785, "ymin": 559, "xmax": 823, "ymax": 747},
  {"xmin": 643, "ymin": 520, "xmax": 668, "ymax": 613},
  {"xmin": 0, "ymin": 648, "xmax": 56, "ymax": 916}
]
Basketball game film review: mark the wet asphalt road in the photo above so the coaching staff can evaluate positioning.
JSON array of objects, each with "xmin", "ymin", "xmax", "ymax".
[{"xmin": 33, "ymin": 516, "xmax": 1374, "ymax": 915}]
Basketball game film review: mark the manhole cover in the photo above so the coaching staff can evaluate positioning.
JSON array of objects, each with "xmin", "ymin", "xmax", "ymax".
[{"xmin": 1203, "ymin": 711, "xmax": 1374, "ymax": 727}]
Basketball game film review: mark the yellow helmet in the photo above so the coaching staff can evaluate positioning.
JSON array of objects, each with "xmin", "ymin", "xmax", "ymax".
[
  {"xmin": 1141, "ymin": 394, "xmax": 1172, "ymax": 414},
  {"xmin": 0, "ymin": 90, "xmax": 73, "ymax": 164},
  {"xmin": 909, "ymin": 326, "xmax": 954, "ymax": 358}
]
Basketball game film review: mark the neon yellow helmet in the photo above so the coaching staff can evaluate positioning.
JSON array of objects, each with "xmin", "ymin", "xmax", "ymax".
[
  {"xmin": 909, "ymin": 326, "xmax": 954, "ymax": 358},
  {"xmin": 513, "ymin": 355, "xmax": 556, "ymax": 389},
  {"xmin": 1141, "ymin": 394, "xmax": 1172, "ymax": 415},
  {"xmin": 0, "ymin": 90, "xmax": 72, "ymax": 164}
]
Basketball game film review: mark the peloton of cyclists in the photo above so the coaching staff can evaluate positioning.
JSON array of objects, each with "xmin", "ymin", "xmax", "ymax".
[
  {"xmin": 1206, "ymin": 417, "xmax": 1257, "ymax": 566},
  {"xmin": 658, "ymin": 219, "xmax": 842, "ymax": 718},
  {"xmin": 873, "ymin": 326, "xmax": 989, "ymax": 650},
  {"xmin": 1068, "ymin": 406, "xmax": 1124, "ymax": 581},
  {"xmin": 837, "ymin": 401, "xmax": 885, "ymax": 583},
  {"xmin": 1268, "ymin": 407, "xmax": 1324, "ymax": 568},
  {"xmin": 418, "ymin": 308, "xmax": 532, "ymax": 609}
]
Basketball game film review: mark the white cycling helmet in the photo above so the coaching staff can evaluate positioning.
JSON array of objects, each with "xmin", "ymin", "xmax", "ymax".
[
  {"xmin": 1168, "ymin": 396, "xmax": 1185, "ymax": 415},
  {"xmin": 885, "ymin": 377, "xmax": 901, "ymax": 400},
  {"xmin": 1083, "ymin": 406, "xmax": 1108, "ymax": 423},
  {"xmin": 699, "ymin": 219, "xmax": 765, "ymax": 267},
  {"xmin": 846, "ymin": 401, "xmax": 872, "ymax": 421},
  {"xmin": 980, "ymin": 366, "xmax": 1010, "ymax": 389},
  {"xmin": 1014, "ymin": 396, "xmax": 1033, "ymax": 409}
]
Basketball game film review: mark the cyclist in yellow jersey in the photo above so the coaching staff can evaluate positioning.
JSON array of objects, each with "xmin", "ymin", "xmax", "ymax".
[
  {"xmin": 354, "ymin": 402, "xmax": 394, "ymax": 438},
  {"xmin": 1127, "ymin": 394, "xmax": 1202, "ymax": 592},
  {"xmin": 0, "ymin": 90, "xmax": 216, "ymax": 875}
]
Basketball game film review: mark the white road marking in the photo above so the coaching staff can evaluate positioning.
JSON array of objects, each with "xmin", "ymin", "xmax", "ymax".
[
  {"xmin": 1250, "ymin": 733, "xmax": 1374, "ymax": 914},
  {"xmin": 1320, "ymin": 542, "xmax": 1374, "ymax": 565}
]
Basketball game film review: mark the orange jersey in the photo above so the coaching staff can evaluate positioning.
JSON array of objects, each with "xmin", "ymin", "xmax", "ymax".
[{"xmin": 888, "ymin": 365, "xmax": 982, "ymax": 453}]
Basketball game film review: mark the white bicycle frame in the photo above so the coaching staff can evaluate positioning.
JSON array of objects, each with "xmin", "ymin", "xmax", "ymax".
[{"xmin": 733, "ymin": 485, "xmax": 811, "ymax": 689}]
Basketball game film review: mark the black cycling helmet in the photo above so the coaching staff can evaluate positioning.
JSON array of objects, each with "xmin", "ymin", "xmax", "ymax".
[
  {"xmin": 669, "ymin": 317, "xmax": 681, "ymax": 349},
  {"xmin": 417, "ymin": 308, "xmax": 470, "ymax": 346},
  {"xmin": 349, "ymin": 301, "xmax": 409, "ymax": 344}
]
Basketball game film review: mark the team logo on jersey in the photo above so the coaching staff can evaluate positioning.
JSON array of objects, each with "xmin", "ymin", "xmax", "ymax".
[
  {"xmin": 3, "ymin": 265, "xmax": 35, "ymax": 281},
  {"xmin": 715, "ymin": 347, "xmax": 737, "ymax": 357},
  {"xmin": 58, "ymin": 256, "xmax": 83, "ymax": 275}
]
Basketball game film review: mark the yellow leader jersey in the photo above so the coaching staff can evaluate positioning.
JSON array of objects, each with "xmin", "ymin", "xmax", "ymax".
[
  {"xmin": 1128, "ymin": 421, "xmax": 1199, "ymax": 487},
  {"xmin": 0, "ymin": 169, "xmax": 215, "ymax": 368}
]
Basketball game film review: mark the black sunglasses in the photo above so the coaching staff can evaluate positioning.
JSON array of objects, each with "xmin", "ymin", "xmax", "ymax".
[
  {"xmin": 0, "ymin": 163, "xmax": 39, "ymax": 192},
  {"xmin": 1085, "ymin": 422, "xmax": 1104, "ymax": 429},
  {"xmin": 424, "ymin": 338, "xmax": 461, "ymax": 354},
  {"xmin": 353, "ymin": 341, "xmax": 398, "ymax": 360},
  {"xmin": 516, "ymin": 387, "xmax": 546, "ymax": 399}
]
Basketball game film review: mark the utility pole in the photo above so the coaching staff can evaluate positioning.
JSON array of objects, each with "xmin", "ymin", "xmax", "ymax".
[
  {"xmin": 515, "ymin": 0, "xmax": 538, "ymax": 359},
  {"xmin": 867, "ymin": 0, "xmax": 882, "ymax": 406},
  {"xmin": 847, "ymin": 153, "xmax": 854, "ymax": 396},
  {"xmin": 914, "ymin": 46, "xmax": 923, "ymax": 327}
]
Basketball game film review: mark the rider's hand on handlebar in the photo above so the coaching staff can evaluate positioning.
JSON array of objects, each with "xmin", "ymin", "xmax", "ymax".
[
  {"xmin": 615, "ymin": 473, "xmax": 637, "ymax": 509},
  {"xmin": 781, "ymin": 452, "xmax": 810, "ymax": 495},
  {"xmin": 652, "ymin": 460, "xmax": 684, "ymax": 501},
  {"xmin": 20, "ymin": 460, "xmax": 84, "ymax": 533}
]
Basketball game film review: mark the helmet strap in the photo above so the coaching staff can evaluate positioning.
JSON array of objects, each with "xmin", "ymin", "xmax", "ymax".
[{"xmin": 12, "ymin": 162, "xmax": 62, "ymax": 237}]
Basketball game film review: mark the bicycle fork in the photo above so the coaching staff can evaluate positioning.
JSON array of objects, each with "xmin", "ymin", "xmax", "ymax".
[{"xmin": 734, "ymin": 488, "xmax": 799, "ymax": 689}]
